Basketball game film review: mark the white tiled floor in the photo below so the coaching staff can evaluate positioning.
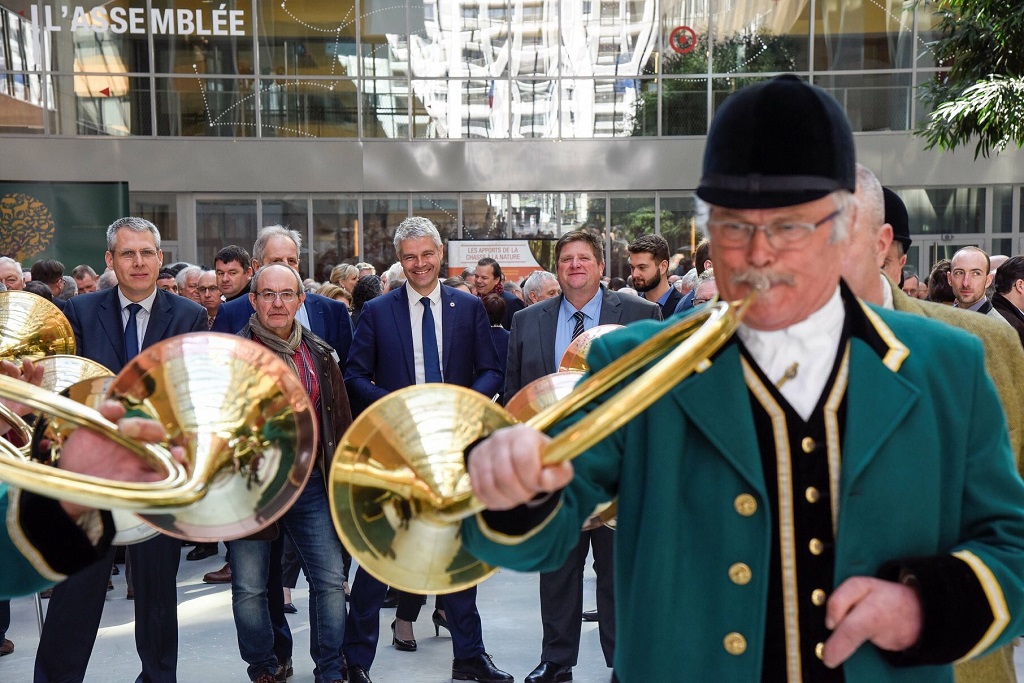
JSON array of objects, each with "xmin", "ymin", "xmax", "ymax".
[{"xmin": 0, "ymin": 547, "xmax": 613, "ymax": 682}]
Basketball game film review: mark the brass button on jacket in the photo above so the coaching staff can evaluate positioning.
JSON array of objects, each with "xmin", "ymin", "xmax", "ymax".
[
  {"xmin": 809, "ymin": 538, "xmax": 824, "ymax": 555},
  {"xmin": 723, "ymin": 632, "xmax": 747, "ymax": 655},
  {"xmin": 812, "ymin": 589, "xmax": 826, "ymax": 606},
  {"xmin": 734, "ymin": 494, "xmax": 757, "ymax": 516},
  {"xmin": 805, "ymin": 486, "xmax": 820, "ymax": 503},
  {"xmin": 728, "ymin": 562, "xmax": 752, "ymax": 585},
  {"xmin": 801, "ymin": 436, "xmax": 816, "ymax": 453}
]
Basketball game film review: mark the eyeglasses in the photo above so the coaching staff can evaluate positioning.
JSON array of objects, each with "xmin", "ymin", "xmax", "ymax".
[
  {"xmin": 115, "ymin": 248, "xmax": 159, "ymax": 261},
  {"xmin": 256, "ymin": 290, "xmax": 298, "ymax": 303},
  {"xmin": 197, "ymin": 286, "xmax": 220, "ymax": 295},
  {"xmin": 708, "ymin": 209, "xmax": 842, "ymax": 249}
]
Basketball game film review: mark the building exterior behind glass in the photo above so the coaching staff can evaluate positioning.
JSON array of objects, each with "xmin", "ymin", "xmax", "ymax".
[{"xmin": 2, "ymin": 0, "xmax": 1022, "ymax": 279}]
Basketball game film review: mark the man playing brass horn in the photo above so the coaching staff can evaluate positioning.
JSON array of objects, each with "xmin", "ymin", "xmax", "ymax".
[
  {"xmin": 1, "ymin": 387, "xmax": 184, "ymax": 599},
  {"xmin": 461, "ymin": 75, "xmax": 1024, "ymax": 682}
]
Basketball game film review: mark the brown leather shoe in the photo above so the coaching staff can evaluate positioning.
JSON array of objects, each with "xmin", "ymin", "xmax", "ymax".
[
  {"xmin": 0, "ymin": 639, "xmax": 13, "ymax": 656},
  {"xmin": 203, "ymin": 563, "xmax": 232, "ymax": 584}
]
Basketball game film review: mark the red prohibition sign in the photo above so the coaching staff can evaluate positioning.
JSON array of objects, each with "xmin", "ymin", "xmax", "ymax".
[{"xmin": 669, "ymin": 26, "xmax": 697, "ymax": 55}]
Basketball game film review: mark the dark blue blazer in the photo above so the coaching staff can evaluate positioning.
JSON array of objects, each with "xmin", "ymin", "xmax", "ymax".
[
  {"xmin": 211, "ymin": 291, "xmax": 353, "ymax": 369},
  {"xmin": 344, "ymin": 284, "xmax": 502, "ymax": 415},
  {"xmin": 63, "ymin": 287, "xmax": 209, "ymax": 373}
]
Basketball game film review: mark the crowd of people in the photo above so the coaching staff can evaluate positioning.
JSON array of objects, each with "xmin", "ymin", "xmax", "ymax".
[{"xmin": 2, "ymin": 74, "xmax": 1024, "ymax": 683}]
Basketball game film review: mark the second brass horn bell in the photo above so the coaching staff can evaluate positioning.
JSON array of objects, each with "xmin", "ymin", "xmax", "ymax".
[
  {"xmin": 0, "ymin": 333, "xmax": 319, "ymax": 542},
  {"xmin": 331, "ymin": 293, "xmax": 755, "ymax": 595}
]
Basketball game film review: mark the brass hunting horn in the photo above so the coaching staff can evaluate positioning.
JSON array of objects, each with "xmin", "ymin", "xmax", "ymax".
[
  {"xmin": 0, "ymin": 332, "xmax": 318, "ymax": 542},
  {"xmin": 330, "ymin": 291, "xmax": 751, "ymax": 594}
]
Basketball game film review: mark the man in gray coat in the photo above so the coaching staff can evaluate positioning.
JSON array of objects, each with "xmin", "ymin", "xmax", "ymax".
[{"xmin": 503, "ymin": 229, "xmax": 661, "ymax": 683}]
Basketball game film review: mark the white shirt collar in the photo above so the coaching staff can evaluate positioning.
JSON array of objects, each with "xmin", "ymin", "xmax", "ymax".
[
  {"xmin": 405, "ymin": 280, "xmax": 441, "ymax": 306},
  {"xmin": 117, "ymin": 287, "xmax": 158, "ymax": 313},
  {"xmin": 736, "ymin": 286, "xmax": 845, "ymax": 420}
]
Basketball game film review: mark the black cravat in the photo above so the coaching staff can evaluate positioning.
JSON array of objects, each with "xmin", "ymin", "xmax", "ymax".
[
  {"xmin": 420, "ymin": 297, "xmax": 442, "ymax": 383},
  {"xmin": 124, "ymin": 303, "xmax": 142, "ymax": 360},
  {"xmin": 571, "ymin": 310, "xmax": 585, "ymax": 340}
]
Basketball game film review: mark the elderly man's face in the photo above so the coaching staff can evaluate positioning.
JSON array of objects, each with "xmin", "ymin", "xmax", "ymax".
[
  {"xmin": 250, "ymin": 265, "xmax": 305, "ymax": 339},
  {"xmin": 197, "ymin": 272, "xmax": 221, "ymax": 315},
  {"xmin": 948, "ymin": 250, "xmax": 991, "ymax": 308},
  {"xmin": 180, "ymin": 271, "xmax": 200, "ymax": 302},
  {"xmin": 711, "ymin": 194, "xmax": 846, "ymax": 331},
  {"xmin": 0, "ymin": 262, "xmax": 24, "ymax": 290},
  {"xmin": 529, "ymin": 277, "xmax": 561, "ymax": 304}
]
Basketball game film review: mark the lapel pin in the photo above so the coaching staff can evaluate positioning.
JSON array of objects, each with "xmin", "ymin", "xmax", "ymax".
[{"xmin": 450, "ymin": 302, "xmax": 455, "ymax": 307}]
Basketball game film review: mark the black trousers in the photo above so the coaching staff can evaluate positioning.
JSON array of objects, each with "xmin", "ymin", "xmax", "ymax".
[
  {"xmin": 34, "ymin": 534, "xmax": 180, "ymax": 683},
  {"xmin": 539, "ymin": 525, "xmax": 616, "ymax": 667}
]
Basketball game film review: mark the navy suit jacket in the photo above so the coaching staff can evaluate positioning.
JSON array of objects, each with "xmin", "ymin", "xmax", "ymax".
[
  {"xmin": 211, "ymin": 291, "xmax": 353, "ymax": 369},
  {"xmin": 344, "ymin": 284, "xmax": 503, "ymax": 416},
  {"xmin": 63, "ymin": 287, "xmax": 209, "ymax": 373}
]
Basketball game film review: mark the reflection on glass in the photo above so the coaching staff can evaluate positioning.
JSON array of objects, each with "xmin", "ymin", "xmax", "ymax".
[
  {"xmin": 0, "ymin": 72, "xmax": 51, "ymax": 133},
  {"xmin": 711, "ymin": 3, "xmax": 809, "ymax": 73},
  {"xmin": 993, "ymin": 186, "xmax": 1012, "ymax": 234},
  {"xmin": 462, "ymin": 193, "xmax": 508, "ymax": 239},
  {"xmin": 197, "ymin": 200, "xmax": 257, "ymax": 268},
  {"xmin": 362, "ymin": 195, "xmax": 408, "ymax": 273},
  {"xmin": 659, "ymin": 194, "xmax": 698, "ymax": 258},
  {"xmin": 259, "ymin": 77, "xmax": 358, "ymax": 137},
  {"xmin": 813, "ymin": 1, "xmax": 913, "ymax": 71},
  {"xmin": 608, "ymin": 194, "xmax": 655, "ymax": 279},
  {"xmin": 131, "ymin": 192, "xmax": 178, "ymax": 241},
  {"xmin": 901, "ymin": 188, "xmax": 986, "ymax": 235},
  {"xmin": 258, "ymin": 0, "xmax": 357, "ymax": 78},
  {"xmin": 815, "ymin": 72, "xmax": 911, "ymax": 132},
  {"xmin": 510, "ymin": 193, "xmax": 559, "ymax": 238},
  {"xmin": 412, "ymin": 195, "xmax": 458, "ymax": 241},
  {"xmin": 362, "ymin": 78, "xmax": 411, "ymax": 138},
  {"xmin": 312, "ymin": 197, "xmax": 358, "ymax": 282},
  {"xmin": 151, "ymin": 0, "xmax": 254, "ymax": 77},
  {"xmin": 155, "ymin": 77, "xmax": 256, "ymax": 136}
]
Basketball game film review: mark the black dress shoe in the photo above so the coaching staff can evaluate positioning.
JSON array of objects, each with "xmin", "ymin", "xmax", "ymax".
[
  {"xmin": 581, "ymin": 609, "xmax": 598, "ymax": 622},
  {"xmin": 186, "ymin": 543, "xmax": 218, "ymax": 561},
  {"xmin": 347, "ymin": 665, "xmax": 373, "ymax": 683},
  {"xmin": 283, "ymin": 602, "xmax": 297, "ymax": 614},
  {"xmin": 525, "ymin": 661, "xmax": 572, "ymax": 683},
  {"xmin": 452, "ymin": 653, "xmax": 513, "ymax": 682}
]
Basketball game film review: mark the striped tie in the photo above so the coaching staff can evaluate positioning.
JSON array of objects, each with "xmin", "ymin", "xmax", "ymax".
[{"xmin": 571, "ymin": 311, "xmax": 585, "ymax": 340}]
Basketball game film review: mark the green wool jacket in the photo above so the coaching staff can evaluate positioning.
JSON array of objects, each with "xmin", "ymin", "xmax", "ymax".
[{"xmin": 464, "ymin": 301, "xmax": 1024, "ymax": 682}]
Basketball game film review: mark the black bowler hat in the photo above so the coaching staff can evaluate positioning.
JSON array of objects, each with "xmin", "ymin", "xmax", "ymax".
[
  {"xmin": 696, "ymin": 75, "xmax": 856, "ymax": 209},
  {"xmin": 882, "ymin": 187, "xmax": 911, "ymax": 251}
]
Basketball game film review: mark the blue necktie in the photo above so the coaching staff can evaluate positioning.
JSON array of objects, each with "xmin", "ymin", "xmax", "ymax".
[
  {"xmin": 124, "ymin": 303, "xmax": 142, "ymax": 360},
  {"xmin": 420, "ymin": 297, "xmax": 442, "ymax": 383}
]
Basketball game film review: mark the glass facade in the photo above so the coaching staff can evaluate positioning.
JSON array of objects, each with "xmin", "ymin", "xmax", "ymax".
[
  {"xmin": 1, "ymin": 0, "xmax": 944, "ymax": 139},
  {"xmin": 3, "ymin": 1, "xmax": 1021, "ymax": 279}
]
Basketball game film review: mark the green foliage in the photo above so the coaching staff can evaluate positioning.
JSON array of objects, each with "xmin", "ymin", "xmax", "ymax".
[
  {"xmin": 917, "ymin": 0, "xmax": 1024, "ymax": 158},
  {"xmin": 631, "ymin": 31, "xmax": 801, "ymax": 136}
]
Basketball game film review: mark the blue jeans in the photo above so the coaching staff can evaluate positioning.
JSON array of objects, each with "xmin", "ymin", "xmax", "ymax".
[{"xmin": 230, "ymin": 469, "xmax": 347, "ymax": 682}]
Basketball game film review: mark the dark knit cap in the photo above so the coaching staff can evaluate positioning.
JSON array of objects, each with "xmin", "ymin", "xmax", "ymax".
[
  {"xmin": 883, "ymin": 187, "xmax": 911, "ymax": 251},
  {"xmin": 696, "ymin": 75, "xmax": 856, "ymax": 209}
]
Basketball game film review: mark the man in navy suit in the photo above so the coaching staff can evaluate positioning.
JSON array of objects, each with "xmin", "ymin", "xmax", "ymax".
[
  {"xmin": 212, "ymin": 225, "xmax": 353, "ymax": 368},
  {"xmin": 34, "ymin": 216, "xmax": 208, "ymax": 683},
  {"xmin": 342, "ymin": 216, "xmax": 510, "ymax": 683}
]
